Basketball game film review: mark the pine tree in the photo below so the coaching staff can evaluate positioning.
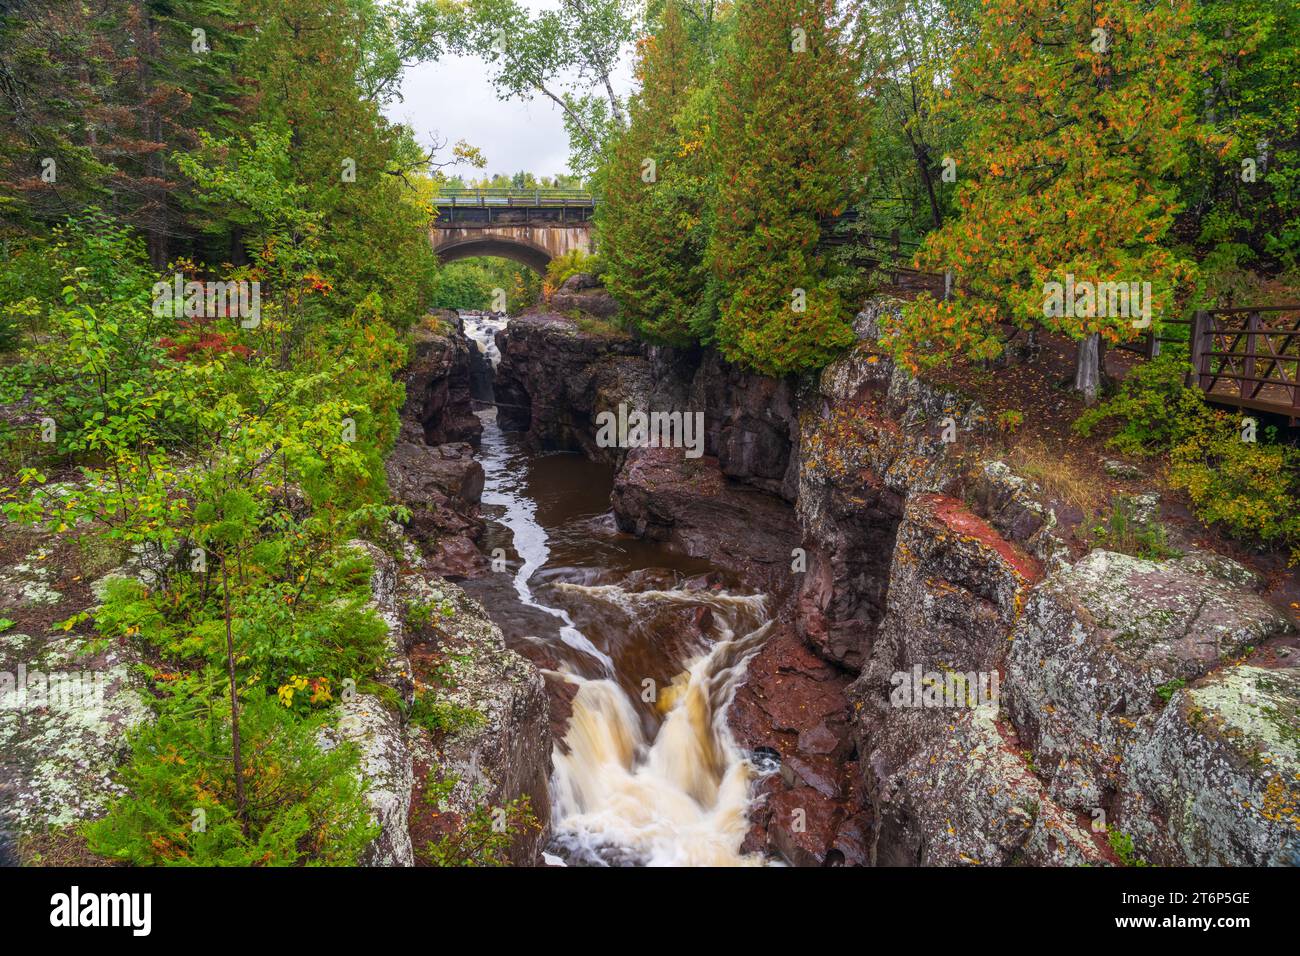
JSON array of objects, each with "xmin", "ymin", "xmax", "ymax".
[
  {"xmin": 879, "ymin": 0, "xmax": 1203, "ymax": 402},
  {"xmin": 598, "ymin": 2, "xmax": 711, "ymax": 345},
  {"xmin": 0, "ymin": 0, "xmax": 246, "ymax": 262},
  {"xmin": 708, "ymin": 0, "xmax": 868, "ymax": 376}
]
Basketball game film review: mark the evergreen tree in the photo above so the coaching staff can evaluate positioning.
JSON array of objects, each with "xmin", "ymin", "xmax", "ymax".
[
  {"xmin": 0, "ymin": 0, "xmax": 247, "ymax": 261},
  {"xmin": 1182, "ymin": 0, "xmax": 1300, "ymax": 299},
  {"xmin": 598, "ymin": 2, "xmax": 712, "ymax": 345},
  {"xmin": 880, "ymin": 0, "xmax": 1203, "ymax": 401},
  {"xmin": 708, "ymin": 0, "xmax": 868, "ymax": 376}
]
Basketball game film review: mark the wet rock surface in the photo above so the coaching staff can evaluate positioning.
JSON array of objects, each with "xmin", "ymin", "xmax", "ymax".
[
  {"xmin": 389, "ymin": 315, "xmax": 494, "ymax": 579},
  {"xmin": 493, "ymin": 311, "xmax": 649, "ymax": 462},
  {"xmin": 730, "ymin": 623, "xmax": 871, "ymax": 866},
  {"xmin": 400, "ymin": 311, "xmax": 482, "ymax": 446},
  {"xmin": 610, "ymin": 445, "xmax": 800, "ymax": 596},
  {"xmin": 386, "ymin": 440, "xmax": 487, "ymax": 578}
]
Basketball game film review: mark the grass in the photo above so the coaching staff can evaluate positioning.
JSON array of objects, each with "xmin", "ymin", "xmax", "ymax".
[
  {"xmin": 570, "ymin": 314, "xmax": 630, "ymax": 339},
  {"xmin": 1083, "ymin": 501, "xmax": 1180, "ymax": 561},
  {"xmin": 1001, "ymin": 438, "xmax": 1104, "ymax": 515}
]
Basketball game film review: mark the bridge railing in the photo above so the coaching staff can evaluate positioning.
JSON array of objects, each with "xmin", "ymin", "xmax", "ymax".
[
  {"xmin": 1187, "ymin": 305, "xmax": 1300, "ymax": 419},
  {"xmin": 434, "ymin": 188, "xmax": 597, "ymax": 207}
]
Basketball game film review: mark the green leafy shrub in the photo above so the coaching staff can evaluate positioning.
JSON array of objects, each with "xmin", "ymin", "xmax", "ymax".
[
  {"xmin": 1108, "ymin": 829, "xmax": 1150, "ymax": 867},
  {"xmin": 545, "ymin": 248, "xmax": 602, "ymax": 291},
  {"xmin": 93, "ymin": 548, "xmax": 388, "ymax": 700},
  {"xmin": 404, "ymin": 595, "xmax": 454, "ymax": 631},
  {"xmin": 1074, "ymin": 353, "xmax": 1300, "ymax": 563},
  {"xmin": 1074, "ymin": 353, "xmax": 1207, "ymax": 456},
  {"xmin": 85, "ymin": 679, "xmax": 378, "ymax": 866},
  {"xmin": 1156, "ymin": 678, "xmax": 1187, "ymax": 703},
  {"xmin": 1168, "ymin": 410, "xmax": 1300, "ymax": 563},
  {"xmin": 418, "ymin": 772, "xmax": 539, "ymax": 867}
]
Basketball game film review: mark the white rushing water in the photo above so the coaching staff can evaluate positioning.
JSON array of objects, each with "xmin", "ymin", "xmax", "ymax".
[
  {"xmin": 462, "ymin": 311, "xmax": 773, "ymax": 866},
  {"xmin": 549, "ymin": 585, "xmax": 771, "ymax": 867}
]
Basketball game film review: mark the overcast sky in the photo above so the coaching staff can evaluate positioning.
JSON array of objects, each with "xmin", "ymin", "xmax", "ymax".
[{"xmin": 384, "ymin": 1, "xmax": 637, "ymax": 181}]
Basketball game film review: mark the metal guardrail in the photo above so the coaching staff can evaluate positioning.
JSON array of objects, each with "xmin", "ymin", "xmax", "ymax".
[{"xmin": 434, "ymin": 188, "xmax": 597, "ymax": 207}]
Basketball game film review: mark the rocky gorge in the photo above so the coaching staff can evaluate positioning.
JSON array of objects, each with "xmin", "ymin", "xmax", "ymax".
[
  {"xmin": 479, "ymin": 292, "xmax": 1300, "ymax": 867},
  {"xmin": 2, "ymin": 297, "xmax": 1295, "ymax": 869}
]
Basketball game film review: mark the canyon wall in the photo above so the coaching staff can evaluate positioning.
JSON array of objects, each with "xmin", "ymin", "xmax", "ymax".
[{"xmin": 495, "ymin": 296, "xmax": 1299, "ymax": 867}]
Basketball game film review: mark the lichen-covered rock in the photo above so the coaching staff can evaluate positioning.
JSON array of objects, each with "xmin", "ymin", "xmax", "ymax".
[
  {"xmin": 319, "ymin": 692, "xmax": 414, "ymax": 867},
  {"xmin": 851, "ymin": 493, "xmax": 1042, "ymax": 782},
  {"xmin": 349, "ymin": 538, "xmax": 414, "ymax": 706},
  {"xmin": 843, "ymin": 492, "xmax": 1070, "ymax": 865},
  {"xmin": 875, "ymin": 709, "xmax": 1105, "ymax": 866},
  {"xmin": 1006, "ymin": 550, "xmax": 1293, "ymax": 811},
  {"xmin": 0, "ymin": 545, "xmax": 63, "ymax": 607},
  {"xmin": 969, "ymin": 460, "xmax": 1073, "ymax": 574},
  {"xmin": 1103, "ymin": 458, "xmax": 1145, "ymax": 480},
  {"xmin": 402, "ymin": 571, "xmax": 552, "ymax": 865},
  {"xmin": 1118, "ymin": 664, "xmax": 1300, "ymax": 866},
  {"xmin": 0, "ymin": 629, "xmax": 150, "ymax": 836}
]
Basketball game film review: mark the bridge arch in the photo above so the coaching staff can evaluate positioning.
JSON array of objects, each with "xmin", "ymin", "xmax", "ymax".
[
  {"xmin": 430, "ymin": 189, "xmax": 597, "ymax": 274},
  {"xmin": 432, "ymin": 234, "xmax": 555, "ymax": 272}
]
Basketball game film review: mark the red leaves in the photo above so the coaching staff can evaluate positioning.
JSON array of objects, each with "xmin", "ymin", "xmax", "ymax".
[{"xmin": 158, "ymin": 319, "xmax": 251, "ymax": 362}]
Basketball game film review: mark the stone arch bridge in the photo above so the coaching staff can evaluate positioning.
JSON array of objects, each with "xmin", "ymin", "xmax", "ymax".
[{"xmin": 430, "ymin": 189, "xmax": 596, "ymax": 272}]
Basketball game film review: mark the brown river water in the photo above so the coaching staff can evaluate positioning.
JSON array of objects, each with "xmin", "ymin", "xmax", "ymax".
[{"xmin": 460, "ymin": 315, "xmax": 776, "ymax": 866}]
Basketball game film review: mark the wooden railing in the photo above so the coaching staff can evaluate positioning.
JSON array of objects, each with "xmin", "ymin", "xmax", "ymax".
[{"xmin": 1187, "ymin": 305, "xmax": 1300, "ymax": 419}]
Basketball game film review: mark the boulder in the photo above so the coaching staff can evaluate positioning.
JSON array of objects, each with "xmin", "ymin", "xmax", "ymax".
[
  {"xmin": 1005, "ymin": 550, "xmax": 1293, "ymax": 811},
  {"xmin": 1118, "ymin": 664, "xmax": 1300, "ymax": 866},
  {"xmin": 549, "ymin": 274, "xmax": 619, "ymax": 318},
  {"xmin": 0, "ymin": 628, "xmax": 150, "ymax": 838}
]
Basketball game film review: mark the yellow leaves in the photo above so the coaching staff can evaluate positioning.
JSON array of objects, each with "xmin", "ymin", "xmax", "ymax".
[{"xmin": 277, "ymin": 674, "xmax": 309, "ymax": 707}]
